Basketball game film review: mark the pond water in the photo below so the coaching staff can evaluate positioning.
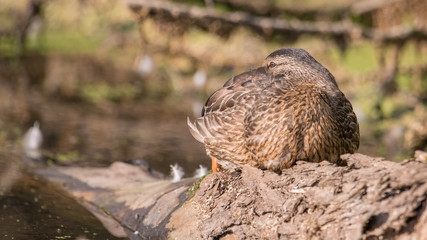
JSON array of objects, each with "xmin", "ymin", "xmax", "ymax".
[
  {"xmin": 0, "ymin": 54, "xmax": 209, "ymax": 174},
  {"xmin": 0, "ymin": 53, "xmax": 209, "ymax": 238}
]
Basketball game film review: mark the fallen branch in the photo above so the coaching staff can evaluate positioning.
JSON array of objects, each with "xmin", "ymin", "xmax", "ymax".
[
  {"xmin": 190, "ymin": 0, "xmax": 405, "ymax": 18},
  {"xmin": 127, "ymin": 0, "xmax": 427, "ymax": 44}
]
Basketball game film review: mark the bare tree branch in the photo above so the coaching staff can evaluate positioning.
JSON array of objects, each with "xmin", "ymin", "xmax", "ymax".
[
  {"xmin": 128, "ymin": 0, "xmax": 427, "ymax": 44},
  {"xmin": 172, "ymin": 0, "xmax": 405, "ymax": 19}
]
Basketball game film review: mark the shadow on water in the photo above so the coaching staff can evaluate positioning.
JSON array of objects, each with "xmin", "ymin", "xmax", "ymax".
[
  {"xmin": 0, "ymin": 149, "xmax": 126, "ymax": 239},
  {"xmin": 0, "ymin": 174, "xmax": 125, "ymax": 239}
]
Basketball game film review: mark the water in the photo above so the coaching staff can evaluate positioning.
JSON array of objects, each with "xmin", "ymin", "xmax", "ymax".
[
  {"xmin": 0, "ymin": 54, "xmax": 209, "ymax": 174},
  {"xmin": 0, "ymin": 53, "xmax": 209, "ymax": 238},
  {"xmin": 0, "ymin": 147, "xmax": 125, "ymax": 239}
]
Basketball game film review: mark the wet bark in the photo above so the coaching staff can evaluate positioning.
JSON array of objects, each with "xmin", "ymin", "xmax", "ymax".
[{"xmin": 36, "ymin": 153, "xmax": 427, "ymax": 239}]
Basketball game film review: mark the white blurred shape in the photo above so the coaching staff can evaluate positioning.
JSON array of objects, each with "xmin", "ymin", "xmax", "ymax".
[
  {"xmin": 23, "ymin": 121, "xmax": 43, "ymax": 159},
  {"xmin": 28, "ymin": 16, "xmax": 43, "ymax": 39},
  {"xmin": 193, "ymin": 69, "xmax": 207, "ymax": 88},
  {"xmin": 170, "ymin": 163, "xmax": 184, "ymax": 183},
  {"xmin": 137, "ymin": 55, "xmax": 153, "ymax": 76},
  {"xmin": 194, "ymin": 165, "xmax": 208, "ymax": 178}
]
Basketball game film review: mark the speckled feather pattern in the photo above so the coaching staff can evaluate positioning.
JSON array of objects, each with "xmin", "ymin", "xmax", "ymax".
[{"xmin": 188, "ymin": 48, "xmax": 359, "ymax": 172}]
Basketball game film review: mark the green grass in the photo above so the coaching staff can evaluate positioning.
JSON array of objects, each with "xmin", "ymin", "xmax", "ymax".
[
  {"xmin": 0, "ymin": 36, "xmax": 20, "ymax": 57},
  {"xmin": 396, "ymin": 72, "xmax": 412, "ymax": 92},
  {"xmin": 330, "ymin": 43, "xmax": 378, "ymax": 74},
  {"xmin": 1, "ymin": 31, "xmax": 102, "ymax": 57},
  {"xmin": 400, "ymin": 42, "xmax": 427, "ymax": 68},
  {"xmin": 79, "ymin": 82, "xmax": 139, "ymax": 103},
  {"xmin": 26, "ymin": 31, "xmax": 101, "ymax": 54}
]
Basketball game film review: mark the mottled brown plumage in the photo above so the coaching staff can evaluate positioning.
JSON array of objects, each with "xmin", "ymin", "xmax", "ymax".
[{"xmin": 188, "ymin": 48, "xmax": 359, "ymax": 172}]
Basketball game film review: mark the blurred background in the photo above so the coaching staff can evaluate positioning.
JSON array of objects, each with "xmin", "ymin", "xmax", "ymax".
[
  {"xmin": 1, "ymin": 0, "xmax": 427, "ymax": 172},
  {"xmin": 0, "ymin": 0, "xmax": 426, "ymax": 238}
]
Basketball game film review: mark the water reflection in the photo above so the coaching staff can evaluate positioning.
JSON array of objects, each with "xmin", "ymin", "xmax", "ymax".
[{"xmin": 0, "ymin": 53, "xmax": 209, "ymax": 176}]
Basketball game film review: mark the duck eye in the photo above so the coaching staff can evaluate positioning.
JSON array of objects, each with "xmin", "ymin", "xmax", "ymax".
[{"xmin": 268, "ymin": 61, "xmax": 276, "ymax": 68}]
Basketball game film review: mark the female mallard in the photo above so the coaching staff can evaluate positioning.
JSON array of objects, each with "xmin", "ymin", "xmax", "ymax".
[{"xmin": 188, "ymin": 48, "xmax": 359, "ymax": 173}]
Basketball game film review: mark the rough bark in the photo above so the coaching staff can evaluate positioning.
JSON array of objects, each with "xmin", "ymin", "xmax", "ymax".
[{"xmin": 36, "ymin": 153, "xmax": 427, "ymax": 239}]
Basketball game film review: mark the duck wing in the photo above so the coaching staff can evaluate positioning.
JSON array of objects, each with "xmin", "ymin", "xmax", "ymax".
[
  {"xmin": 187, "ymin": 67, "xmax": 269, "ymax": 163},
  {"xmin": 202, "ymin": 67, "xmax": 268, "ymax": 116},
  {"xmin": 331, "ymin": 91, "xmax": 360, "ymax": 153}
]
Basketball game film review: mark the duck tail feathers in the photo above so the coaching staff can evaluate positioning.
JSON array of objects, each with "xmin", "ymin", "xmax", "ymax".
[{"xmin": 187, "ymin": 117, "xmax": 205, "ymax": 143}]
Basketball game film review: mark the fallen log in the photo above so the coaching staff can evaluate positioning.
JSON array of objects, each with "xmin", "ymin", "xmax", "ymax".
[{"xmin": 36, "ymin": 153, "xmax": 427, "ymax": 239}]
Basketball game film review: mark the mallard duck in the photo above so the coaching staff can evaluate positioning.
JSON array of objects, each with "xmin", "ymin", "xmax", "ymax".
[{"xmin": 188, "ymin": 48, "xmax": 359, "ymax": 172}]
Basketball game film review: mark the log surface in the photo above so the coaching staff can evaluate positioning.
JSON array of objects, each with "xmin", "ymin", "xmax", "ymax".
[{"xmin": 37, "ymin": 154, "xmax": 427, "ymax": 239}]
